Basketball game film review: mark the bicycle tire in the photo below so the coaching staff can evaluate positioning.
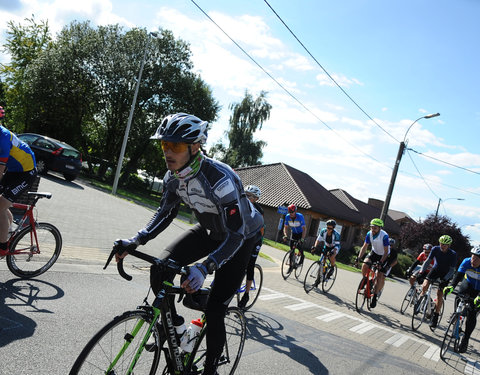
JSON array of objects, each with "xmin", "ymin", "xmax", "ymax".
[
  {"xmin": 322, "ymin": 262, "xmax": 337, "ymax": 293},
  {"xmin": 281, "ymin": 251, "xmax": 293, "ymax": 280},
  {"xmin": 400, "ymin": 286, "xmax": 416, "ymax": 314},
  {"xmin": 440, "ymin": 313, "xmax": 462, "ymax": 359},
  {"xmin": 7, "ymin": 222, "xmax": 62, "ymax": 278},
  {"xmin": 186, "ymin": 307, "xmax": 246, "ymax": 375},
  {"xmin": 411, "ymin": 295, "xmax": 428, "ymax": 331},
  {"xmin": 236, "ymin": 264, "xmax": 263, "ymax": 311},
  {"xmin": 294, "ymin": 253, "xmax": 303, "ymax": 280},
  {"xmin": 303, "ymin": 261, "xmax": 321, "ymax": 293},
  {"xmin": 355, "ymin": 277, "xmax": 368, "ymax": 312},
  {"xmin": 70, "ymin": 309, "xmax": 162, "ymax": 375}
]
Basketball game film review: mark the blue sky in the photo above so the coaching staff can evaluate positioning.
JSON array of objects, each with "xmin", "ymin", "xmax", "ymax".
[{"xmin": 1, "ymin": 0, "xmax": 479, "ymax": 245}]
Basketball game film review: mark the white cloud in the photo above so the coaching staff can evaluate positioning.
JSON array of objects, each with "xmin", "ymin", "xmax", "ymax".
[{"xmin": 315, "ymin": 72, "xmax": 364, "ymax": 88}]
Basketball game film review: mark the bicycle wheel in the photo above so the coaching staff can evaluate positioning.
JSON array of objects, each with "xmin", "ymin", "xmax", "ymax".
[
  {"xmin": 322, "ymin": 262, "xmax": 337, "ymax": 293},
  {"xmin": 281, "ymin": 251, "xmax": 293, "ymax": 280},
  {"xmin": 187, "ymin": 307, "xmax": 246, "ymax": 375},
  {"xmin": 304, "ymin": 261, "xmax": 321, "ymax": 293},
  {"xmin": 440, "ymin": 313, "xmax": 461, "ymax": 359},
  {"xmin": 411, "ymin": 295, "xmax": 429, "ymax": 331},
  {"xmin": 355, "ymin": 277, "xmax": 368, "ymax": 312},
  {"xmin": 70, "ymin": 309, "xmax": 162, "ymax": 374},
  {"xmin": 236, "ymin": 264, "xmax": 263, "ymax": 311},
  {"xmin": 400, "ymin": 286, "xmax": 416, "ymax": 314},
  {"xmin": 7, "ymin": 222, "xmax": 62, "ymax": 278},
  {"xmin": 294, "ymin": 253, "xmax": 303, "ymax": 279}
]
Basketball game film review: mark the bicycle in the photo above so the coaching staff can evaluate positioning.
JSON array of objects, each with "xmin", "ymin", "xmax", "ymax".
[
  {"xmin": 281, "ymin": 239, "xmax": 303, "ymax": 280},
  {"xmin": 70, "ymin": 247, "xmax": 246, "ymax": 375},
  {"xmin": 411, "ymin": 280, "xmax": 444, "ymax": 332},
  {"xmin": 304, "ymin": 247, "xmax": 337, "ymax": 293},
  {"xmin": 355, "ymin": 261, "xmax": 380, "ymax": 312},
  {"xmin": 236, "ymin": 263, "xmax": 263, "ymax": 311},
  {"xmin": 3, "ymin": 192, "xmax": 62, "ymax": 278},
  {"xmin": 440, "ymin": 293, "xmax": 475, "ymax": 359},
  {"xmin": 400, "ymin": 283, "xmax": 421, "ymax": 315}
]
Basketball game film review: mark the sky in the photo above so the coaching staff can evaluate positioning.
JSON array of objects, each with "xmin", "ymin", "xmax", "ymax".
[{"xmin": 1, "ymin": 0, "xmax": 479, "ymax": 245}]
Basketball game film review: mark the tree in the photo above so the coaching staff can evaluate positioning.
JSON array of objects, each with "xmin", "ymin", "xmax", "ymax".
[
  {"xmin": 400, "ymin": 214, "xmax": 471, "ymax": 265},
  {"xmin": 210, "ymin": 90, "xmax": 270, "ymax": 168}
]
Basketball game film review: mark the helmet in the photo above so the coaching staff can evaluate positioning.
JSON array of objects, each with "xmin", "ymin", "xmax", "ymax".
[
  {"xmin": 151, "ymin": 113, "xmax": 208, "ymax": 144},
  {"xmin": 370, "ymin": 218, "xmax": 384, "ymax": 227},
  {"xmin": 439, "ymin": 235, "xmax": 453, "ymax": 245},
  {"xmin": 0, "ymin": 106, "xmax": 4, "ymax": 119},
  {"xmin": 245, "ymin": 185, "xmax": 261, "ymax": 199},
  {"xmin": 471, "ymin": 246, "xmax": 480, "ymax": 256},
  {"xmin": 288, "ymin": 204, "xmax": 296, "ymax": 213},
  {"xmin": 389, "ymin": 238, "xmax": 395, "ymax": 245},
  {"xmin": 326, "ymin": 219, "xmax": 336, "ymax": 228},
  {"xmin": 423, "ymin": 243, "xmax": 433, "ymax": 251}
]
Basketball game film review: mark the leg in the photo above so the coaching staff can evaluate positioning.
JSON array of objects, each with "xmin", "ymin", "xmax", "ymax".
[{"xmin": 0, "ymin": 196, "xmax": 13, "ymax": 243}]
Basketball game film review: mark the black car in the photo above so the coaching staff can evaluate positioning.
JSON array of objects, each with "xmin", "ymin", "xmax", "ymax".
[{"xmin": 17, "ymin": 133, "xmax": 82, "ymax": 181}]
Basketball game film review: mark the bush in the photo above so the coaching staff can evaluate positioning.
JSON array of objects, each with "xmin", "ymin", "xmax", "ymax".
[
  {"xmin": 337, "ymin": 246, "xmax": 360, "ymax": 265},
  {"xmin": 392, "ymin": 253, "xmax": 414, "ymax": 278}
]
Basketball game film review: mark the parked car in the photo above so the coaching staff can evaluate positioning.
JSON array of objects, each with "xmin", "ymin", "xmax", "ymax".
[{"xmin": 17, "ymin": 133, "xmax": 82, "ymax": 181}]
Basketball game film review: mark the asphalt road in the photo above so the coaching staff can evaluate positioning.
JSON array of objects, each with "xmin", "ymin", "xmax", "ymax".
[{"xmin": 0, "ymin": 173, "xmax": 478, "ymax": 374}]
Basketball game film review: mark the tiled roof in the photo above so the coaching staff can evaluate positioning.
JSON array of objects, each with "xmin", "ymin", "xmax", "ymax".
[{"xmin": 235, "ymin": 163, "xmax": 361, "ymax": 223}]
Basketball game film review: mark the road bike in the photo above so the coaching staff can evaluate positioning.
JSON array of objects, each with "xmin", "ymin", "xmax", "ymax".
[
  {"xmin": 355, "ymin": 261, "xmax": 380, "ymax": 312},
  {"xmin": 400, "ymin": 283, "xmax": 421, "ymax": 315},
  {"xmin": 70, "ymin": 247, "xmax": 246, "ymax": 375},
  {"xmin": 281, "ymin": 239, "xmax": 303, "ymax": 280},
  {"xmin": 3, "ymin": 192, "xmax": 62, "ymax": 278},
  {"xmin": 236, "ymin": 263, "xmax": 263, "ymax": 311},
  {"xmin": 304, "ymin": 247, "xmax": 337, "ymax": 293},
  {"xmin": 411, "ymin": 280, "xmax": 444, "ymax": 332}
]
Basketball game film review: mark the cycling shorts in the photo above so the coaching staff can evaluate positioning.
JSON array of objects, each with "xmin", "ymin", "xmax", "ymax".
[
  {"xmin": 0, "ymin": 169, "xmax": 37, "ymax": 203},
  {"xmin": 426, "ymin": 268, "xmax": 449, "ymax": 289}
]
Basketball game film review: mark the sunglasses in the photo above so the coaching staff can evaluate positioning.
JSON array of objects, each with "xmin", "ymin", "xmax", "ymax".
[
  {"xmin": 160, "ymin": 141, "xmax": 189, "ymax": 153},
  {"xmin": 327, "ymin": 227, "xmax": 334, "ymax": 230}
]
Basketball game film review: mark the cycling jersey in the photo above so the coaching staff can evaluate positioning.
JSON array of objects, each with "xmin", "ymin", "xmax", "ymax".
[
  {"xmin": 316, "ymin": 227, "xmax": 341, "ymax": 252},
  {"xmin": 457, "ymin": 257, "xmax": 480, "ymax": 291},
  {"xmin": 0, "ymin": 126, "xmax": 36, "ymax": 172},
  {"xmin": 364, "ymin": 229, "xmax": 389, "ymax": 256},
  {"xmin": 417, "ymin": 251, "xmax": 435, "ymax": 271},
  {"xmin": 136, "ymin": 153, "xmax": 264, "ymax": 270},
  {"xmin": 284, "ymin": 212, "xmax": 305, "ymax": 234},
  {"xmin": 420, "ymin": 245, "xmax": 457, "ymax": 278}
]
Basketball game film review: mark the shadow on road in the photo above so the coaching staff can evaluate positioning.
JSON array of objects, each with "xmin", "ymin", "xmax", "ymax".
[{"xmin": 41, "ymin": 173, "xmax": 84, "ymax": 190}]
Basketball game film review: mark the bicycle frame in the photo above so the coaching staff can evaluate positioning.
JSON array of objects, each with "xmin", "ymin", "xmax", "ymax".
[
  {"xmin": 1, "ymin": 202, "xmax": 36, "ymax": 257},
  {"xmin": 364, "ymin": 263, "xmax": 378, "ymax": 299}
]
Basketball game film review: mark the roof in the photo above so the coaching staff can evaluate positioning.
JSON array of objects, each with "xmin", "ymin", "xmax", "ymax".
[{"xmin": 235, "ymin": 163, "xmax": 361, "ymax": 223}]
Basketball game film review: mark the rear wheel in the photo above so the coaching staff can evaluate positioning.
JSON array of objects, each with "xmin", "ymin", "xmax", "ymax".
[
  {"xmin": 304, "ymin": 261, "xmax": 321, "ymax": 293},
  {"xmin": 281, "ymin": 251, "xmax": 293, "ymax": 280},
  {"xmin": 7, "ymin": 222, "xmax": 62, "ymax": 278},
  {"xmin": 236, "ymin": 264, "xmax": 263, "ymax": 311}
]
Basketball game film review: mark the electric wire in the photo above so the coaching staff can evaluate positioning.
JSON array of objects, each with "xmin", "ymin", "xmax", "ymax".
[{"xmin": 408, "ymin": 148, "xmax": 480, "ymax": 175}]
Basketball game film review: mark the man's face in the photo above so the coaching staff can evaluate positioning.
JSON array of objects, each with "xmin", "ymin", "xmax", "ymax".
[
  {"xmin": 289, "ymin": 212, "xmax": 296, "ymax": 218},
  {"xmin": 246, "ymin": 193, "xmax": 258, "ymax": 203},
  {"xmin": 439, "ymin": 243, "xmax": 449, "ymax": 252},
  {"xmin": 370, "ymin": 225, "xmax": 380, "ymax": 234},
  {"xmin": 471, "ymin": 254, "xmax": 480, "ymax": 267},
  {"xmin": 161, "ymin": 141, "xmax": 199, "ymax": 171}
]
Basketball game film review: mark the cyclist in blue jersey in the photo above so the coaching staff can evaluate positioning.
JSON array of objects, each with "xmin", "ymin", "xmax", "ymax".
[
  {"xmin": 312, "ymin": 219, "xmax": 340, "ymax": 277},
  {"xmin": 283, "ymin": 204, "xmax": 306, "ymax": 271},
  {"xmin": 418, "ymin": 234, "xmax": 457, "ymax": 328},
  {"xmin": 443, "ymin": 246, "xmax": 480, "ymax": 353},
  {"xmin": 0, "ymin": 107, "xmax": 37, "ymax": 251},
  {"xmin": 356, "ymin": 218, "xmax": 390, "ymax": 308},
  {"xmin": 114, "ymin": 113, "xmax": 263, "ymax": 375}
]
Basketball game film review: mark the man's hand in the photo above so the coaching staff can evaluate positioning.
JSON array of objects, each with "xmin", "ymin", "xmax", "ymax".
[
  {"xmin": 443, "ymin": 286, "xmax": 454, "ymax": 296},
  {"xmin": 474, "ymin": 296, "xmax": 480, "ymax": 308},
  {"xmin": 113, "ymin": 237, "xmax": 139, "ymax": 262},
  {"xmin": 182, "ymin": 263, "xmax": 207, "ymax": 293},
  {"xmin": 310, "ymin": 246, "xmax": 316, "ymax": 254},
  {"xmin": 282, "ymin": 235, "xmax": 288, "ymax": 243}
]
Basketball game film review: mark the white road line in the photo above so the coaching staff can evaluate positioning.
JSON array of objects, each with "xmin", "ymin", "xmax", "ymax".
[
  {"xmin": 350, "ymin": 322, "xmax": 376, "ymax": 334},
  {"xmin": 316, "ymin": 312, "xmax": 345, "ymax": 322},
  {"xmin": 384, "ymin": 333, "xmax": 409, "ymax": 347},
  {"xmin": 285, "ymin": 302, "xmax": 318, "ymax": 311},
  {"xmin": 259, "ymin": 292, "xmax": 287, "ymax": 300},
  {"xmin": 423, "ymin": 345, "xmax": 440, "ymax": 362}
]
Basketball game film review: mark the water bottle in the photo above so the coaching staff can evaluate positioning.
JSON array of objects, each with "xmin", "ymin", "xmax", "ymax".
[
  {"xmin": 182, "ymin": 318, "xmax": 203, "ymax": 353},
  {"xmin": 173, "ymin": 315, "xmax": 187, "ymax": 349}
]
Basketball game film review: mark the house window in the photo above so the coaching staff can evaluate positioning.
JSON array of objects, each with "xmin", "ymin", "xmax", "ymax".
[{"xmin": 309, "ymin": 218, "xmax": 319, "ymax": 237}]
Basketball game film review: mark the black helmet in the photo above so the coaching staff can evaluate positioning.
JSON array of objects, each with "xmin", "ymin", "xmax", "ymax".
[
  {"xmin": 326, "ymin": 219, "xmax": 336, "ymax": 228},
  {"xmin": 151, "ymin": 113, "xmax": 208, "ymax": 144}
]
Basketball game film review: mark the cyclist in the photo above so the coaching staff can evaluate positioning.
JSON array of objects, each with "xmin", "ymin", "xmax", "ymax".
[
  {"xmin": 114, "ymin": 113, "xmax": 264, "ymax": 375},
  {"xmin": 443, "ymin": 246, "xmax": 480, "ymax": 353},
  {"xmin": 383, "ymin": 238, "xmax": 398, "ymax": 278},
  {"xmin": 0, "ymin": 106, "xmax": 37, "ymax": 252},
  {"xmin": 312, "ymin": 219, "xmax": 340, "ymax": 278},
  {"xmin": 283, "ymin": 204, "xmax": 306, "ymax": 271},
  {"xmin": 406, "ymin": 243, "xmax": 433, "ymax": 287},
  {"xmin": 356, "ymin": 218, "xmax": 390, "ymax": 308},
  {"xmin": 418, "ymin": 235, "xmax": 457, "ymax": 329},
  {"xmin": 238, "ymin": 184, "xmax": 264, "ymax": 309}
]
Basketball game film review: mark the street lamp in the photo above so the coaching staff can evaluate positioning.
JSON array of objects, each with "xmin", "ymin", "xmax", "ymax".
[
  {"xmin": 380, "ymin": 112, "xmax": 440, "ymax": 222},
  {"xmin": 435, "ymin": 197, "xmax": 465, "ymax": 218},
  {"xmin": 112, "ymin": 31, "xmax": 158, "ymax": 195}
]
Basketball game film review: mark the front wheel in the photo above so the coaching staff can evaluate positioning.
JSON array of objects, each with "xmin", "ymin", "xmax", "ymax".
[
  {"xmin": 440, "ymin": 313, "xmax": 462, "ymax": 359},
  {"xmin": 7, "ymin": 222, "xmax": 62, "ymax": 278},
  {"xmin": 294, "ymin": 252, "xmax": 304, "ymax": 279},
  {"xmin": 355, "ymin": 277, "xmax": 368, "ymax": 313},
  {"xmin": 236, "ymin": 264, "xmax": 263, "ymax": 311},
  {"xmin": 281, "ymin": 251, "xmax": 293, "ymax": 280},
  {"xmin": 400, "ymin": 286, "xmax": 416, "ymax": 314},
  {"xmin": 322, "ymin": 263, "xmax": 337, "ymax": 292},
  {"xmin": 411, "ymin": 295, "xmax": 428, "ymax": 331},
  {"xmin": 70, "ymin": 310, "xmax": 162, "ymax": 374},
  {"xmin": 187, "ymin": 307, "xmax": 246, "ymax": 375},
  {"xmin": 304, "ymin": 261, "xmax": 321, "ymax": 293}
]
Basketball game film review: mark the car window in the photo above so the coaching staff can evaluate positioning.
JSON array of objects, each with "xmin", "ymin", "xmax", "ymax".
[
  {"xmin": 18, "ymin": 134, "xmax": 38, "ymax": 144},
  {"xmin": 62, "ymin": 149, "xmax": 80, "ymax": 159},
  {"xmin": 34, "ymin": 138, "xmax": 57, "ymax": 150}
]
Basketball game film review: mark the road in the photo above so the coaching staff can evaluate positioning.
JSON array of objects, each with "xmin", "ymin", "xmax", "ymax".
[{"xmin": 0, "ymin": 173, "xmax": 478, "ymax": 374}]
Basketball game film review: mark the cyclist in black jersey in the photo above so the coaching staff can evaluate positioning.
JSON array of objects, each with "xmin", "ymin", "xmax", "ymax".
[{"xmin": 115, "ymin": 113, "xmax": 263, "ymax": 375}]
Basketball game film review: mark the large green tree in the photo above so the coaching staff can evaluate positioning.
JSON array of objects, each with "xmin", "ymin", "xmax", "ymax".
[{"xmin": 210, "ymin": 90, "xmax": 270, "ymax": 168}]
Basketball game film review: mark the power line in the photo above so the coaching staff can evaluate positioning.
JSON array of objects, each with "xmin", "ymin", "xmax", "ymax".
[
  {"xmin": 408, "ymin": 148, "xmax": 480, "ymax": 175},
  {"xmin": 405, "ymin": 149, "xmax": 439, "ymax": 199},
  {"xmin": 263, "ymin": 0, "xmax": 399, "ymax": 143}
]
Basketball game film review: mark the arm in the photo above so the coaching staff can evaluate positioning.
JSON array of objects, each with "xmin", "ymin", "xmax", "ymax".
[{"xmin": 358, "ymin": 242, "xmax": 368, "ymax": 260}]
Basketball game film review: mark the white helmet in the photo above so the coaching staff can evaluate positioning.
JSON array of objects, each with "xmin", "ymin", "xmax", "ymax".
[
  {"xmin": 245, "ymin": 185, "xmax": 261, "ymax": 199},
  {"xmin": 151, "ymin": 113, "xmax": 208, "ymax": 144}
]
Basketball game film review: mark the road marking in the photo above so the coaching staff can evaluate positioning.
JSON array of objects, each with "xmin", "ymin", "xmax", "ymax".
[
  {"xmin": 259, "ymin": 292, "xmax": 287, "ymax": 301},
  {"xmin": 350, "ymin": 322, "xmax": 376, "ymax": 334},
  {"xmin": 423, "ymin": 345, "xmax": 440, "ymax": 361},
  {"xmin": 285, "ymin": 302, "xmax": 317, "ymax": 311},
  {"xmin": 465, "ymin": 358, "xmax": 480, "ymax": 375},
  {"xmin": 385, "ymin": 333, "xmax": 409, "ymax": 347},
  {"xmin": 316, "ymin": 312, "xmax": 345, "ymax": 322}
]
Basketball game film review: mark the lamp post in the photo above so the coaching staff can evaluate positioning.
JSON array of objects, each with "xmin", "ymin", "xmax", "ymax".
[
  {"xmin": 380, "ymin": 112, "xmax": 440, "ymax": 222},
  {"xmin": 112, "ymin": 32, "xmax": 158, "ymax": 195},
  {"xmin": 435, "ymin": 197, "xmax": 465, "ymax": 218}
]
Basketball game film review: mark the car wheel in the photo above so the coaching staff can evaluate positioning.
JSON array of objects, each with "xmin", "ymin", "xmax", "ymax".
[
  {"xmin": 63, "ymin": 173, "xmax": 76, "ymax": 182},
  {"xmin": 36, "ymin": 159, "xmax": 48, "ymax": 174}
]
